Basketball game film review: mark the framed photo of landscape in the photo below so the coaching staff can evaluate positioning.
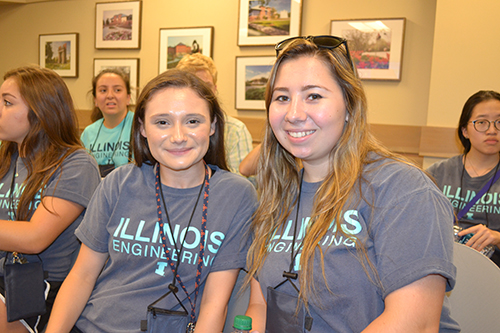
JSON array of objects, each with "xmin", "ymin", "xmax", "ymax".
[
  {"xmin": 330, "ymin": 18, "xmax": 406, "ymax": 80},
  {"xmin": 39, "ymin": 33, "xmax": 79, "ymax": 78},
  {"xmin": 238, "ymin": 0, "xmax": 302, "ymax": 46},
  {"xmin": 158, "ymin": 26, "xmax": 214, "ymax": 74},
  {"xmin": 235, "ymin": 56, "xmax": 275, "ymax": 110},
  {"xmin": 93, "ymin": 58, "xmax": 140, "ymax": 104},
  {"xmin": 95, "ymin": 0, "xmax": 142, "ymax": 49}
]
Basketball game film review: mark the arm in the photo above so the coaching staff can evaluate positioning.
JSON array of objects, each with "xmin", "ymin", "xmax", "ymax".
[
  {"xmin": 245, "ymin": 277, "xmax": 266, "ymax": 333},
  {"xmin": 239, "ymin": 144, "xmax": 261, "ymax": 177},
  {"xmin": 0, "ymin": 196, "xmax": 84, "ymax": 253},
  {"xmin": 458, "ymin": 224, "xmax": 500, "ymax": 250},
  {"xmin": 45, "ymin": 244, "xmax": 108, "ymax": 333},
  {"xmin": 362, "ymin": 274, "xmax": 446, "ymax": 333},
  {"xmin": 195, "ymin": 269, "xmax": 240, "ymax": 332}
]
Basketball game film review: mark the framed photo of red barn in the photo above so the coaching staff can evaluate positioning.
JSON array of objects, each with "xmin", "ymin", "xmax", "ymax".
[
  {"xmin": 95, "ymin": 0, "xmax": 142, "ymax": 49},
  {"xmin": 39, "ymin": 33, "xmax": 79, "ymax": 78},
  {"xmin": 238, "ymin": 0, "xmax": 303, "ymax": 46},
  {"xmin": 331, "ymin": 18, "xmax": 406, "ymax": 81},
  {"xmin": 158, "ymin": 27, "xmax": 214, "ymax": 74}
]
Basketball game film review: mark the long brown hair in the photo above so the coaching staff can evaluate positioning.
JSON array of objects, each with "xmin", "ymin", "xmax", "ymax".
[
  {"xmin": 132, "ymin": 69, "xmax": 228, "ymax": 171},
  {"xmin": 0, "ymin": 66, "xmax": 82, "ymax": 220},
  {"xmin": 246, "ymin": 39, "xmax": 411, "ymax": 306}
]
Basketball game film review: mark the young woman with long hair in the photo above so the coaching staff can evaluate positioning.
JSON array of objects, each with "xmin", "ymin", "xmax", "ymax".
[
  {"xmin": 81, "ymin": 68, "xmax": 134, "ymax": 177},
  {"xmin": 46, "ymin": 69, "xmax": 257, "ymax": 333},
  {"xmin": 245, "ymin": 36, "xmax": 459, "ymax": 332},
  {"xmin": 0, "ymin": 66, "xmax": 100, "ymax": 333},
  {"xmin": 428, "ymin": 90, "xmax": 500, "ymax": 266}
]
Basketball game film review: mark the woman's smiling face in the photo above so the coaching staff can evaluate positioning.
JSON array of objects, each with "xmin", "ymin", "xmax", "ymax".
[{"xmin": 269, "ymin": 55, "xmax": 347, "ymax": 180}]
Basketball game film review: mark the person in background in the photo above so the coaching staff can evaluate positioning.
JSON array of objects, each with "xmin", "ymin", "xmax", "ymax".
[
  {"xmin": 0, "ymin": 66, "xmax": 100, "ymax": 333},
  {"xmin": 239, "ymin": 143, "xmax": 261, "ymax": 177},
  {"xmin": 244, "ymin": 36, "xmax": 459, "ymax": 332},
  {"xmin": 427, "ymin": 90, "xmax": 500, "ymax": 267},
  {"xmin": 176, "ymin": 53, "xmax": 254, "ymax": 177},
  {"xmin": 81, "ymin": 68, "xmax": 134, "ymax": 177},
  {"xmin": 45, "ymin": 69, "xmax": 257, "ymax": 333}
]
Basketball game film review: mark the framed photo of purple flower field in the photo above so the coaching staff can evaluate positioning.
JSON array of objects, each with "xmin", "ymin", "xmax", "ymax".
[
  {"xmin": 330, "ymin": 18, "xmax": 406, "ymax": 81},
  {"xmin": 238, "ymin": 0, "xmax": 303, "ymax": 46},
  {"xmin": 95, "ymin": 0, "xmax": 142, "ymax": 49}
]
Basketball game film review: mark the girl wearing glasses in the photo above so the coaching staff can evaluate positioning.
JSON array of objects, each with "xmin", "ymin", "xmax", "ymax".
[
  {"xmin": 0, "ymin": 66, "xmax": 100, "ymax": 333},
  {"xmin": 46, "ymin": 70, "xmax": 257, "ymax": 333},
  {"xmin": 81, "ymin": 69, "xmax": 134, "ymax": 177},
  {"xmin": 245, "ymin": 36, "xmax": 459, "ymax": 332},
  {"xmin": 427, "ymin": 90, "xmax": 500, "ymax": 267}
]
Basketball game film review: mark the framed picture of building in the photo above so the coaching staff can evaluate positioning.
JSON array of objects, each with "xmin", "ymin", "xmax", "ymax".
[
  {"xmin": 158, "ymin": 27, "xmax": 214, "ymax": 74},
  {"xmin": 235, "ymin": 56, "xmax": 275, "ymax": 110},
  {"xmin": 93, "ymin": 58, "xmax": 140, "ymax": 104},
  {"xmin": 238, "ymin": 0, "xmax": 302, "ymax": 46},
  {"xmin": 95, "ymin": 0, "xmax": 142, "ymax": 49},
  {"xmin": 39, "ymin": 33, "xmax": 79, "ymax": 78},
  {"xmin": 330, "ymin": 18, "xmax": 406, "ymax": 80}
]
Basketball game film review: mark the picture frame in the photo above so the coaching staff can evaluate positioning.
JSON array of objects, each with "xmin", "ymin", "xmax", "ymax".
[
  {"xmin": 235, "ymin": 56, "xmax": 275, "ymax": 110},
  {"xmin": 330, "ymin": 18, "xmax": 406, "ymax": 81},
  {"xmin": 95, "ymin": 0, "xmax": 142, "ymax": 49},
  {"xmin": 158, "ymin": 27, "xmax": 214, "ymax": 74},
  {"xmin": 39, "ymin": 33, "xmax": 79, "ymax": 78},
  {"xmin": 93, "ymin": 58, "xmax": 140, "ymax": 104},
  {"xmin": 238, "ymin": 0, "xmax": 302, "ymax": 46}
]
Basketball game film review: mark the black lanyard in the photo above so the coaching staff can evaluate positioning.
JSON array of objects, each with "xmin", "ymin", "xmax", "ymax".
[
  {"xmin": 90, "ymin": 117, "xmax": 127, "ymax": 165},
  {"xmin": 8, "ymin": 156, "xmax": 19, "ymax": 221},
  {"xmin": 154, "ymin": 163, "xmax": 210, "ymax": 326}
]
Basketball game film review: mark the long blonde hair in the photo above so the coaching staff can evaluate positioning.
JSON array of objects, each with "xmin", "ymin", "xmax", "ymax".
[
  {"xmin": 0, "ymin": 66, "xmax": 82, "ymax": 221},
  {"xmin": 246, "ymin": 39, "xmax": 410, "ymax": 306}
]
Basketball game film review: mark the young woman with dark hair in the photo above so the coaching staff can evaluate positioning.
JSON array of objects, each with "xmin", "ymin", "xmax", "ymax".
[
  {"xmin": 0, "ymin": 66, "xmax": 100, "ymax": 333},
  {"xmin": 46, "ymin": 69, "xmax": 256, "ymax": 333}
]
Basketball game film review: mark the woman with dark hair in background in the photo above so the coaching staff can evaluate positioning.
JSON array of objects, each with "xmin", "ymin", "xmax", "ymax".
[
  {"xmin": 428, "ymin": 90, "xmax": 500, "ymax": 266},
  {"xmin": 0, "ymin": 66, "xmax": 100, "ymax": 333},
  {"xmin": 81, "ymin": 68, "xmax": 134, "ymax": 177},
  {"xmin": 46, "ymin": 69, "xmax": 256, "ymax": 333}
]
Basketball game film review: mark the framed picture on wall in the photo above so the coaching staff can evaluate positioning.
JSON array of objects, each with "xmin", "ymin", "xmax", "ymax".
[
  {"xmin": 93, "ymin": 58, "xmax": 140, "ymax": 104},
  {"xmin": 235, "ymin": 56, "xmax": 275, "ymax": 110},
  {"xmin": 330, "ymin": 18, "xmax": 406, "ymax": 81},
  {"xmin": 158, "ymin": 26, "xmax": 214, "ymax": 74},
  {"xmin": 39, "ymin": 33, "xmax": 79, "ymax": 78},
  {"xmin": 238, "ymin": 0, "xmax": 302, "ymax": 46},
  {"xmin": 95, "ymin": 0, "xmax": 142, "ymax": 49}
]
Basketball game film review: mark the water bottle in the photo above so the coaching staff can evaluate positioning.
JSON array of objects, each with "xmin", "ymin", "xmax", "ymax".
[
  {"xmin": 231, "ymin": 315, "xmax": 252, "ymax": 333},
  {"xmin": 453, "ymin": 225, "xmax": 495, "ymax": 258}
]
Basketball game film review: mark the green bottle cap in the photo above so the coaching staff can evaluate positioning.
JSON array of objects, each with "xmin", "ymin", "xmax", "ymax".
[{"xmin": 233, "ymin": 315, "xmax": 252, "ymax": 330}]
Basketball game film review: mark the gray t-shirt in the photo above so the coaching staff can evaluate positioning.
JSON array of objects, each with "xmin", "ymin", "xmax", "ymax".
[
  {"xmin": 0, "ymin": 149, "xmax": 101, "ymax": 280},
  {"xmin": 427, "ymin": 154, "xmax": 500, "ymax": 265},
  {"xmin": 75, "ymin": 163, "xmax": 257, "ymax": 332},
  {"xmin": 258, "ymin": 157, "xmax": 459, "ymax": 332}
]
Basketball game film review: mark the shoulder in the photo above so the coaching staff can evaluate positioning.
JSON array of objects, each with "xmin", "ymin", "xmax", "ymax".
[
  {"xmin": 102, "ymin": 163, "xmax": 151, "ymax": 187},
  {"xmin": 63, "ymin": 149, "xmax": 99, "ymax": 168},
  {"xmin": 210, "ymin": 166, "xmax": 257, "ymax": 197},
  {"xmin": 426, "ymin": 155, "xmax": 462, "ymax": 176}
]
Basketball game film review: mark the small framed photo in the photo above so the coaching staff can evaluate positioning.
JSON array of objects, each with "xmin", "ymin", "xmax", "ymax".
[
  {"xmin": 39, "ymin": 33, "xmax": 79, "ymax": 78},
  {"xmin": 93, "ymin": 58, "xmax": 140, "ymax": 104},
  {"xmin": 95, "ymin": 0, "xmax": 142, "ymax": 49},
  {"xmin": 331, "ymin": 18, "xmax": 406, "ymax": 81},
  {"xmin": 235, "ymin": 56, "xmax": 275, "ymax": 110},
  {"xmin": 238, "ymin": 0, "xmax": 302, "ymax": 46},
  {"xmin": 158, "ymin": 26, "xmax": 214, "ymax": 74}
]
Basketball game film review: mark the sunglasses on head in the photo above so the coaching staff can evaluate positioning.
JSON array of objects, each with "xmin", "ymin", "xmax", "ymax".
[{"xmin": 275, "ymin": 35, "xmax": 353, "ymax": 69}]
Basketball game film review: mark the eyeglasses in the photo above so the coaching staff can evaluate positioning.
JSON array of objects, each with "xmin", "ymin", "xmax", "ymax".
[
  {"xmin": 469, "ymin": 119, "xmax": 500, "ymax": 132},
  {"xmin": 274, "ymin": 35, "xmax": 353, "ymax": 68}
]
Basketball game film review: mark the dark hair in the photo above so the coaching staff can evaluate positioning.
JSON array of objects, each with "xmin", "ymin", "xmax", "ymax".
[
  {"xmin": 90, "ymin": 68, "xmax": 131, "ymax": 122},
  {"xmin": 132, "ymin": 69, "xmax": 228, "ymax": 171},
  {"xmin": 0, "ymin": 66, "xmax": 82, "ymax": 220},
  {"xmin": 458, "ymin": 90, "xmax": 500, "ymax": 153}
]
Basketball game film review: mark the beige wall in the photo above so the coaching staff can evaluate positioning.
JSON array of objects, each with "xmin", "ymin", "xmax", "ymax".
[{"xmin": 0, "ymin": 0, "xmax": 436, "ymax": 127}]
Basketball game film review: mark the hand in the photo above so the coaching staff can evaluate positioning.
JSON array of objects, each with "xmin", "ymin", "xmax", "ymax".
[{"xmin": 458, "ymin": 224, "xmax": 500, "ymax": 251}]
